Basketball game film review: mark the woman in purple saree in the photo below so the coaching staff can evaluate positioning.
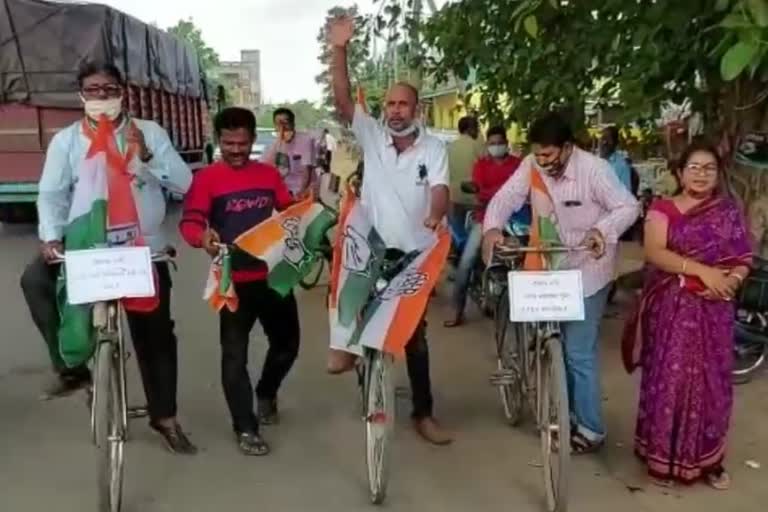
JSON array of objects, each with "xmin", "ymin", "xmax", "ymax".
[{"xmin": 623, "ymin": 143, "xmax": 752, "ymax": 489}]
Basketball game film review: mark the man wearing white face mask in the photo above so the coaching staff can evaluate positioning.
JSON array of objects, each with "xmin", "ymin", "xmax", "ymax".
[
  {"xmin": 19, "ymin": 62, "xmax": 196, "ymax": 454},
  {"xmin": 325, "ymin": 16, "xmax": 453, "ymax": 445},
  {"xmin": 482, "ymin": 112, "xmax": 639, "ymax": 453}
]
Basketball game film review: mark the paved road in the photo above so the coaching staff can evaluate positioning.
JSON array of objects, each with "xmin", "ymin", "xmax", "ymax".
[{"xmin": 1, "ymin": 212, "xmax": 766, "ymax": 512}]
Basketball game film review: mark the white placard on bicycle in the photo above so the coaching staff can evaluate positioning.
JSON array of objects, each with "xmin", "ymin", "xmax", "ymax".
[
  {"xmin": 508, "ymin": 270, "xmax": 585, "ymax": 322},
  {"xmin": 65, "ymin": 247, "xmax": 155, "ymax": 305}
]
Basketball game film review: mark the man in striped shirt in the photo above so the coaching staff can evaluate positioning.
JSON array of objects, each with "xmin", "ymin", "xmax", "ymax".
[{"xmin": 482, "ymin": 113, "xmax": 639, "ymax": 452}]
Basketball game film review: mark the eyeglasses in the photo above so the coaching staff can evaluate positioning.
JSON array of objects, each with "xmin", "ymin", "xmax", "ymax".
[
  {"xmin": 81, "ymin": 84, "xmax": 123, "ymax": 98},
  {"xmin": 684, "ymin": 163, "xmax": 718, "ymax": 176}
]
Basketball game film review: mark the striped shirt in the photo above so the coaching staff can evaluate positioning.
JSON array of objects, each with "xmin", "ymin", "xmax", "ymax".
[{"xmin": 483, "ymin": 147, "xmax": 640, "ymax": 297}]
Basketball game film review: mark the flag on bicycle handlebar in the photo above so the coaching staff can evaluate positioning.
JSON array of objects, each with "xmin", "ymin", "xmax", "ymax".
[
  {"xmin": 57, "ymin": 117, "xmax": 159, "ymax": 368},
  {"xmin": 525, "ymin": 169, "xmax": 565, "ymax": 270},
  {"xmin": 353, "ymin": 228, "xmax": 449, "ymax": 357},
  {"xmin": 328, "ymin": 186, "xmax": 386, "ymax": 355},
  {"xmin": 328, "ymin": 187, "xmax": 450, "ymax": 357},
  {"xmin": 232, "ymin": 195, "xmax": 337, "ymax": 297}
]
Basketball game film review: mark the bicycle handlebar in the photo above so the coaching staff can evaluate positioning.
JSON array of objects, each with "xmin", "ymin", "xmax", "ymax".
[{"xmin": 494, "ymin": 243, "xmax": 589, "ymax": 255}]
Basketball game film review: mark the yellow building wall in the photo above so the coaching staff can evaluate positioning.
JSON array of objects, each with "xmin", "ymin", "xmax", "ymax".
[{"xmin": 427, "ymin": 90, "xmax": 524, "ymax": 144}]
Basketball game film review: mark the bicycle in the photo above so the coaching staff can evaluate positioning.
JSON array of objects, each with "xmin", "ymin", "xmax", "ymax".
[
  {"xmin": 52, "ymin": 247, "xmax": 176, "ymax": 512},
  {"xmin": 488, "ymin": 243, "xmax": 588, "ymax": 512},
  {"xmin": 733, "ymin": 261, "xmax": 768, "ymax": 383},
  {"xmin": 352, "ymin": 251, "xmax": 411, "ymax": 505}
]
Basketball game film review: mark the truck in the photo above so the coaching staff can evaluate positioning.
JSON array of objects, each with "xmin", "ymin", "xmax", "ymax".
[{"xmin": 0, "ymin": 0, "xmax": 209, "ymax": 223}]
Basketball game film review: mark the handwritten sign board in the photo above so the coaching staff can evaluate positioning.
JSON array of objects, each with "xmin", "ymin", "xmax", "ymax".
[
  {"xmin": 65, "ymin": 247, "xmax": 155, "ymax": 305},
  {"xmin": 508, "ymin": 270, "xmax": 585, "ymax": 322}
]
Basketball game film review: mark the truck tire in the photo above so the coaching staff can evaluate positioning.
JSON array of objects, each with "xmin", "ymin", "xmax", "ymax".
[{"xmin": 0, "ymin": 204, "xmax": 37, "ymax": 224}]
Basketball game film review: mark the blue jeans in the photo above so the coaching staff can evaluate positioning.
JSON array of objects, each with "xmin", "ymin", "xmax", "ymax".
[
  {"xmin": 452, "ymin": 221, "xmax": 483, "ymax": 315},
  {"xmin": 561, "ymin": 284, "xmax": 610, "ymax": 443},
  {"xmin": 448, "ymin": 203, "xmax": 471, "ymax": 253}
]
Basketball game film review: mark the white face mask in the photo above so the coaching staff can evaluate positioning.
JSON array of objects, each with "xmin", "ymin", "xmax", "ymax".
[
  {"xmin": 385, "ymin": 121, "xmax": 418, "ymax": 138},
  {"xmin": 488, "ymin": 144, "xmax": 508, "ymax": 158},
  {"xmin": 81, "ymin": 95, "xmax": 123, "ymax": 122}
]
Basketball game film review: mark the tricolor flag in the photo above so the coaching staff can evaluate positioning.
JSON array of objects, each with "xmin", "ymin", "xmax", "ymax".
[
  {"xmin": 57, "ymin": 117, "xmax": 158, "ymax": 368},
  {"xmin": 524, "ymin": 169, "xmax": 564, "ymax": 270},
  {"xmin": 353, "ymin": 229, "xmax": 449, "ymax": 357},
  {"xmin": 233, "ymin": 195, "xmax": 337, "ymax": 297},
  {"xmin": 203, "ymin": 248, "xmax": 238, "ymax": 312},
  {"xmin": 329, "ymin": 188, "xmax": 450, "ymax": 357},
  {"xmin": 328, "ymin": 188, "xmax": 387, "ymax": 355}
]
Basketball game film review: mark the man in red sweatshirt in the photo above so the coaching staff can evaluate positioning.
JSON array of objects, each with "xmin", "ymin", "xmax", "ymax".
[
  {"xmin": 444, "ymin": 125, "xmax": 522, "ymax": 327},
  {"xmin": 180, "ymin": 107, "xmax": 297, "ymax": 456}
]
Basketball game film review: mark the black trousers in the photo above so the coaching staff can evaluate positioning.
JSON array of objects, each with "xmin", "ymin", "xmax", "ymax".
[
  {"xmin": 20, "ymin": 255, "xmax": 179, "ymax": 421},
  {"xmin": 405, "ymin": 318, "xmax": 434, "ymax": 419},
  {"xmin": 379, "ymin": 249, "xmax": 434, "ymax": 419},
  {"xmin": 219, "ymin": 280, "xmax": 300, "ymax": 434}
]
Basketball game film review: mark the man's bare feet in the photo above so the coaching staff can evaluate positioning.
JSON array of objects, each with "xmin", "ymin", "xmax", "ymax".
[{"xmin": 327, "ymin": 349, "xmax": 357, "ymax": 374}]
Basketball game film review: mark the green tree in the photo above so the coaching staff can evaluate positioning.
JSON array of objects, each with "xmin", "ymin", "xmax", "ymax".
[
  {"xmin": 378, "ymin": 0, "xmax": 768, "ymax": 147},
  {"xmin": 257, "ymin": 101, "xmax": 331, "ymax": 130},
  {"xmin": 167, "ymin": 18, "xmax": 232, "ymax": 109},
  {"xmin": 167, "ymin": 18, "xmax": 220, "ymax": 73}
]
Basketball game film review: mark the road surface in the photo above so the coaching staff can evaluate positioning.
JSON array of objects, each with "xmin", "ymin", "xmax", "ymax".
[{"xmin": 1, "ymin": 211, "xmax": 766, "ymax": 512}]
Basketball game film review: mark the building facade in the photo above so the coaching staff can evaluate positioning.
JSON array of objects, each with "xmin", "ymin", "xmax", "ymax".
[{"xmin": 212, "ymin": 49, "xmax": 262, "ymax": 111}]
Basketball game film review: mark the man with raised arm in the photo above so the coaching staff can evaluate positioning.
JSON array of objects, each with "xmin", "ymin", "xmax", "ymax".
[{"xmin": 325, "ymin": 16, "xmax": 452, "ymax": 445}]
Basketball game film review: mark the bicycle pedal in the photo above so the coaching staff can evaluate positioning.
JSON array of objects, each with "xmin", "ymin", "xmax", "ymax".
[
  {"xmin": 127, "ymin": 406, "xmax": 149, "ymax": 419},
  {"xmin": 489, "ymin": 370, "xmax": 519, "ymax": 386}
]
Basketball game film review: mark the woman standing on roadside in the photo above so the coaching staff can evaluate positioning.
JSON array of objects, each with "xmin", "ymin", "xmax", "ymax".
[{"xmin": 623, "ymin": 142, "xmax": 752, "ymax": 489}]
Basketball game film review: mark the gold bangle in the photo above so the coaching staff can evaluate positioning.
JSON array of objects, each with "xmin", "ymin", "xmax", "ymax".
[{"xmin": 681, "ymin": 258, "xmax": 688, "ymax": 274}]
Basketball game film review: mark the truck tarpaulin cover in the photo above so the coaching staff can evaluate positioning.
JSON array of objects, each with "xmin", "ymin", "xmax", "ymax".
[{"xmin": 0, "ymin": 0, "xmax": 204, "ymax": 108}]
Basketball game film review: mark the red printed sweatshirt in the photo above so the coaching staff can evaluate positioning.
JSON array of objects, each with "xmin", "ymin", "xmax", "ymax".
[{"xmin": 179, "ymin": 161, "xmax": 293, "ymax": 282}]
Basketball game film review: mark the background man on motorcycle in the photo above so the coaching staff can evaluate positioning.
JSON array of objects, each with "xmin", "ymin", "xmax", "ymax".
[{"xmin": 444, "ymin": 126, "xmax": 522, "ymax": 328}]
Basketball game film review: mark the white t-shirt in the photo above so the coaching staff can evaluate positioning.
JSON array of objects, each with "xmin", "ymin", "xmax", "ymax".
[
  {"xmin": 325, "ymin": 132, "xmax": 338, "ymax": 152},
  {"xmin": 351, "ymin": 106, "xmax": 449, "ymax": 252}
]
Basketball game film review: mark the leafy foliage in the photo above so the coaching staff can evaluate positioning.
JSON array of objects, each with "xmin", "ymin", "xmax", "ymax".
[
  {"xmin": 167, "ymin": 18, "xmax": 229, "ymax": 107},
  {"xmin": 375, "ymin": 0, "xmax": 768, "ymax": 137},
  {"xmin": 167, "ymin": 19, "xmax": 220, "ymax": 73},
  {"xmin": 256, "ymin": 101, "xmax": 330, "ymax": 130}
]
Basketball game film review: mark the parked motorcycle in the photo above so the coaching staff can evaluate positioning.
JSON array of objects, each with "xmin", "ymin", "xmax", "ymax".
[
  {"xmin": 733, "ymin": 260, "xmax": 768, "ymax": 383},
  {"xmin": 456, "ymin": 181, "xmax": 530, "ymax": 317}
]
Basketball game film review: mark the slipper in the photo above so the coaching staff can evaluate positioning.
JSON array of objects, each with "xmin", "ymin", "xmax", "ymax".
[
  {"xmin": 443, "ymin": 317, "xmax": 464, "ymax": 328},
  {"xmin": 571, "ymin": 431, "xmax": 604, "ymax": 455},
  {"xmin": 707, "ymin": 470, "xmax": 731, "ymax": 491}
]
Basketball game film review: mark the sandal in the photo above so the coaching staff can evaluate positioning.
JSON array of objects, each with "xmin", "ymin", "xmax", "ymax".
[
  {"xmin": 651, "ymin": 477, "xmax": 674, "ymax": 489},
  {"xmin": 443, "ymin": 316, "xmax": 465, "ymax": 328},
  {"xmin": 706, "ymin": 468, "xmax": 731, "ymax": 491},
  {"xmin": 570, "ymin": 431, "xmax": 604, "ymax": 455}
]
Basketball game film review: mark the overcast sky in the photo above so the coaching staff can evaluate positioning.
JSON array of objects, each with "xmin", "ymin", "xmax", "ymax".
[{"xmin": 98, "ymin": 0, "xmax": 446, "ymax": 103}]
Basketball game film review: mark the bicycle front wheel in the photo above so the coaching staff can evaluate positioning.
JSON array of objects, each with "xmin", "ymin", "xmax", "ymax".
[
  {"xmin": 493, "ymin": 293, "xmax": 525, "ymax": 426},
  {"xmin": 540, "ymin": 336, "xmax": 570, "ymax": 512},
  {"xmin": 364, "ymin": 351, "xmax": 395, "ymax": 505},
  {"xmin": 95, "ymin": 342, "xmax": 125, "ymax": 512}
]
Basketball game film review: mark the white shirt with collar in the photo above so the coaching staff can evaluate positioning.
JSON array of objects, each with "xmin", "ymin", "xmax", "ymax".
[
  {"xmin": 351, "ymin": 106, "xmax": 449, "ymax": 253},
  {"xmin": 37, "ymin": 117, "xmax": 192, "ymax": 251}
]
